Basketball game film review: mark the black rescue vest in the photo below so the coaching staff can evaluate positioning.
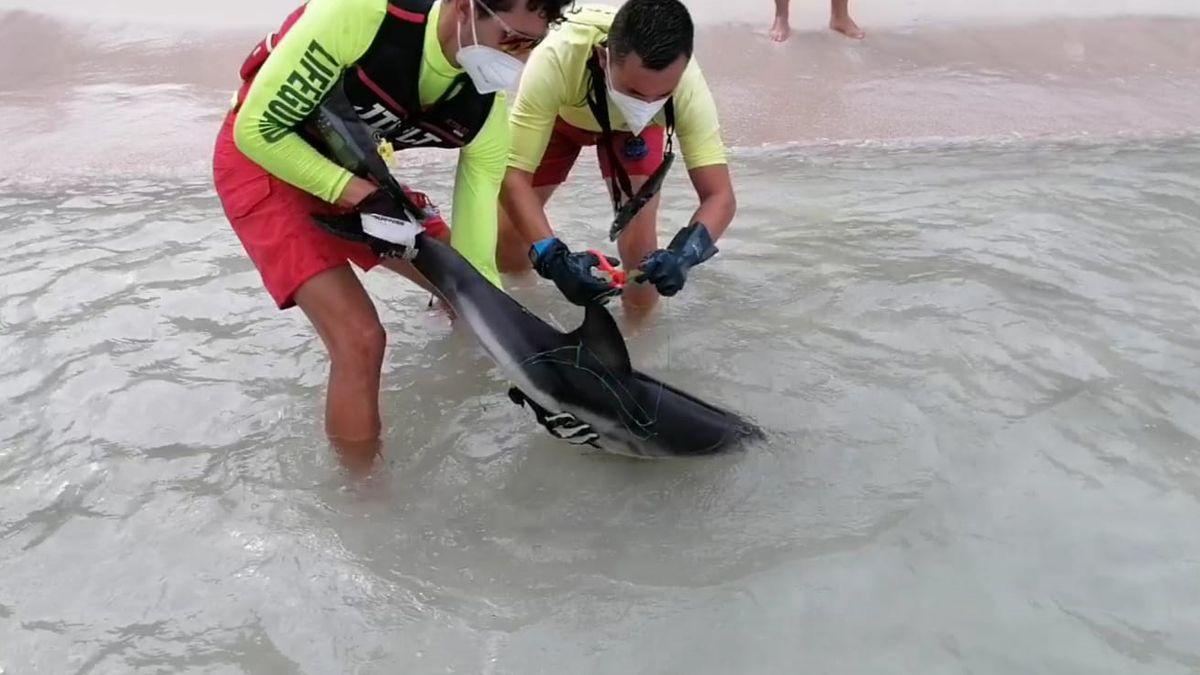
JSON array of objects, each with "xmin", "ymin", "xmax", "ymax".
[
  {"xmin": 239, "ymin": 0, "xmax": 495, "ymax": 152},
  {"xmin": 344, "ymin": 0, "xmax": 496, "ymax": 150}
]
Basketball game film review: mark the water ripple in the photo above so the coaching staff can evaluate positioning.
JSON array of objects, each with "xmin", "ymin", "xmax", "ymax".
[{"xmin": 2, "ymin": 136, "xmax": 1200, "ymax": 672}]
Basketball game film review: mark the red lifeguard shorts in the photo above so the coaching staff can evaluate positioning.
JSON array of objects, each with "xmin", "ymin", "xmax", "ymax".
[
  {"xmin": 531, "ymin": 118, "xmax": 667, "ymax": 188},
  {"xmin": 212, "ymin": 112, "xmax": 448, "ymax": 309}
]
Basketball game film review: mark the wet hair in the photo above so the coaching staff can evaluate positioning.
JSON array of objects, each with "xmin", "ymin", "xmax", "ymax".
[
  {"xmin": 477, "ymin": 0, "xmax": 576, "ymax": 23},
  {"xmin": 608, "ymin": 0, "xmax": 694, "ymax": 70}
]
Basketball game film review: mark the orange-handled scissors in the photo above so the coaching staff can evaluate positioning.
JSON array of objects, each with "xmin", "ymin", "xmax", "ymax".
[{"xmin": 588, "ymin": 249, "xmax": 628, "ymax": 289}]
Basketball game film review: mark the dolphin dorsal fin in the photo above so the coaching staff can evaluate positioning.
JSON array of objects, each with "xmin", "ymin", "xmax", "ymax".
[{"xmin": 569, "ymin": 304, "xmax": 632, "ymax": 375}]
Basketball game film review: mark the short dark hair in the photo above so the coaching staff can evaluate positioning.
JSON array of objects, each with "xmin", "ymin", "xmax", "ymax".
[
  {"xmin": 478, "ymin": 0, "xmax": 576, "ymax": 23},
  {"xmin": 608, "ymin": 0, "xmax": 694, "ymax": 70}
]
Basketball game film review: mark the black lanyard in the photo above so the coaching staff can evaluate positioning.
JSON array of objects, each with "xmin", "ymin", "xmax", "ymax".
[
  {"xmin": 309, "ymin": 77, "xmax": 426, "ymax": 220},
  {"xmin": 585, "ymin": 51, "xmax": 677, "ymax": 242}
]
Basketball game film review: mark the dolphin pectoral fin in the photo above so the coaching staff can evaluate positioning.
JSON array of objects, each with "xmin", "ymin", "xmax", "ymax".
[
  {"xmin": 508, "ymin": 387, "xmax": 601, "ymax": 448},
  {"xmin": 507, "ymin": 387, "xmax": 529, "ymax": 408},
  {"xmin": 568, "ymin": 304, "xmax": 633, "ymax": 375}
]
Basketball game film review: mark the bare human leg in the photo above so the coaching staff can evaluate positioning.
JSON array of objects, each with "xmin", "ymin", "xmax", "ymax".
[
  {"xmin": 613, "ymin": 175, "xmax": 662, "ymax": 317},
  {"xmin": 769, "ymin": 0, "xmax": 791, "ymax": 42},
  {"xmin": 376, "ymin": 225, "xmax": 458, "ymax": 316},
  {"xmin": 294, "ymin": 265, "xmax": 387, "ymax": 474}
]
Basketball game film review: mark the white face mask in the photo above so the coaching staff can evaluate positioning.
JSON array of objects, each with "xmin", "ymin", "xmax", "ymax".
[
  {"xmin": 456, "ymin": 0, "xmax": 526, "ymax": 94},
  {"xmin": 606, "ymin": 51, "xmax": 669, "ymax": 136}
]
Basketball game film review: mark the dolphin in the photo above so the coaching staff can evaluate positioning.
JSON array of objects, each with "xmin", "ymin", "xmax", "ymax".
[
  {"xmin": 313, "ymin": 211, "xmax": 763, "ymax": 457},
  {"xmin": 413, "ymin": 235, "xmax": 763, "ymax": 457},
  {"xmin": 306, "ymin": 80, "xmax": 762, "ymax": 457}
]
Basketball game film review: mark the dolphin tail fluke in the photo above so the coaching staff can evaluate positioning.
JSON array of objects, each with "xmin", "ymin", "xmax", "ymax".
[
  {"xmin": 311, "ymin": 212, "xmax": 424, "ymax": 261},
  {"xmin": 311, "ymin": 212, "xmax": 371, "ymax": 245}
]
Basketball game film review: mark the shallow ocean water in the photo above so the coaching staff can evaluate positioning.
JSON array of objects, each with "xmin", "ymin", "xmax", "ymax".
[{"xmin": 2, "ymin": 132, "xmax": 1199, "ymax": 673}]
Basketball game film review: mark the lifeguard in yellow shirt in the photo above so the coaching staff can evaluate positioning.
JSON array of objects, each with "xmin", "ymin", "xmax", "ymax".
[
  {"xmin": 498, "ymin": 0, "xmax": 737, "ymax": 311},
  {"xmin": 212, "ymin": 0, "xmax": 573, "ymax": 462}
]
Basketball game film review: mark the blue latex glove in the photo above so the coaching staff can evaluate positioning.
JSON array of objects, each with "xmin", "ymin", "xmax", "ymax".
[
  {"xmin": 638, "ymin": 222, "xmax": 718, "ymax": 296},
  {"xmin": 530, "ymin": 237, "xmax": 622, "ymax": 306}
]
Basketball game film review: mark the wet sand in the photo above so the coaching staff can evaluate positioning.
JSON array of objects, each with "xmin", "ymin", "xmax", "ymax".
[
  {"xmin": 1, "ymin": 11, "xmax": 1198, "ymax": 185},
  {"xmin": 702, "ymin": 17, "xmax": 1200, "ymax": 146}
]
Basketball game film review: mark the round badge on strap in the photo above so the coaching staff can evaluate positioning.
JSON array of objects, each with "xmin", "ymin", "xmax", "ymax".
[{"xmin": 623, "ymin": 136, "xmax": 648, "ymax": 160}]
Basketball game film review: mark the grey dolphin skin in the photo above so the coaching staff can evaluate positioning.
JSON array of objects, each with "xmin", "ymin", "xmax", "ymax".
[
  {"xmin": 307, "ymin": 80, "xmax": 762, "ymax": 457},
  {"xmin": 416, "ymin": 234, "xmax": 762, "ymax": 457},
  {"xmin": 313, "ymin": 210, "xmax": 763, "ymax": 457}
]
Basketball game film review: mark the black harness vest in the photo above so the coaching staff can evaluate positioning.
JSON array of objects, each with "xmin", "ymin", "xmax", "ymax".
[
  {"xmin": 343, "ymin": 0, "xmax": 496, "ymax": 150},
  {"xmin": 239, "ymin": 0, "xmax": 495, "ymax": 151}
]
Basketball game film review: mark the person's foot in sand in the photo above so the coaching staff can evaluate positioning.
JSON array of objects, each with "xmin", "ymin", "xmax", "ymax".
[
  {"xmin": 769, "ymin": 15, "xmax": 792, "ymax": 42},
  {"xmin": 768, "ymin": 0, "xmax": 864, "ymax": 42},
  {"xmin": 769, "ymin": 7, "xmax": 791, "ymax": 42},
  {"xmin": 830, "ymin": 0, "xmax": 865, "ymax": 39}
]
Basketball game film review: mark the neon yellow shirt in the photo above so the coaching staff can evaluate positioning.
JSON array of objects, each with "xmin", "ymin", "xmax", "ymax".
[
  {"xmin": 233, "ymin": 0, "xmax": 505, "ymax": 285},
  {"xmin": 507, "ymin": 4, "xmax": 726, "ymax": 175}
]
